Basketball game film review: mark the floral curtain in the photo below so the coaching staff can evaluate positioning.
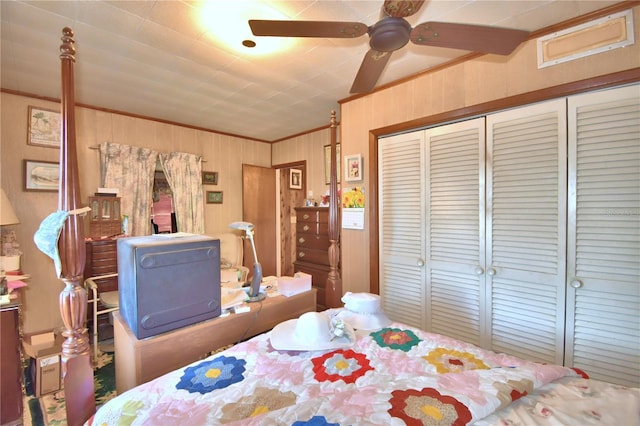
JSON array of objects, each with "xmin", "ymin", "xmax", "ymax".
[
  {"xmin": 99, "ymin": 142, "xmax": 158, "ymax": 236},
  {"xmin": 159, "ymin": 152, "xmax": 204, "ymax": 234}
]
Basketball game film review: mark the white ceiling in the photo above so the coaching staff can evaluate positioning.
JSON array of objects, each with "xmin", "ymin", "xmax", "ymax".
[{"xmin": 1, "ymin": 1, "xmax": 621, "ymax": 141}]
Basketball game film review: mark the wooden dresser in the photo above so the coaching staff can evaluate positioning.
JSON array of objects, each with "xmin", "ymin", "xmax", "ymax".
[
  {"xmin": 85, "ymin": 237, "xmax": 119, "ymax": 339},
  {"xmin": 0, "ymin": 297, "xmax": 22, "ymax": 425},
  {"xmin": 293, "ymin": 207, "xmax": 330, "ymax": 311}
]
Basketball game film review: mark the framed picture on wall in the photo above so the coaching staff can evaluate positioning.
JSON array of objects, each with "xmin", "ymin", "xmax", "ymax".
[
  {"xmin": 24, "ymin": 159, "xmax": 59, "ymax": 191},
  {"xmin": 289, "ymin": 169, "xmax": 302, "ymax": 189},
  {"xmin": 27, "ymin": 106, "xmax": 61, "ymax": 148},
  {"xmin": 202, "ymin": 171, "xmax": 218, "ymax": 185},
  {"xmin": 324, "ymin": 144, "xmax": 341, "ymax": 184},
  {"xmin": 206, "ymin": 191, "xmax": 223, "ymax": 204},
  {"xmin": 344, "ymin": 154, "xmax": 363, "ymax": 182}
]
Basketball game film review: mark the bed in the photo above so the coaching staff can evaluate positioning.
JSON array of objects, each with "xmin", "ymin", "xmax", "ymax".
[{"xmin": 51, "ymin": 28, "xmax": 639, "ymax": 426}]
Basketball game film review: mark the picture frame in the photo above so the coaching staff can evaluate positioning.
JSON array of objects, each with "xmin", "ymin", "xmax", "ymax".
[
  {"xmin": 24, "ymin": 159, "xmax": 59, "ymax": 191},
  {"xmin": 324, "ymin": 144, "xmax": 341, "ymax": 184},
  {"xmin": 289, "ymin": 168, "xmax": 302, "ymax": 189},
  {"xmin": 202, "ymin": 171, "xmax": 218, "ymax": 185},
  {"xmin": 344, "ymin": 154, "xmax": 363, "ymax": 182},
  {"xmin": 206, "ymin": 191, "xmax": 223, "ymax": 204},
  {"xmin": 27, "ymin": 106, "xmax": 61, "ymax": 148}
]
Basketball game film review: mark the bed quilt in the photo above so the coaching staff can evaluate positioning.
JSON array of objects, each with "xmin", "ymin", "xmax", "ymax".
[{"xmin": 89, "ymin": 321, "xmax": 586, "ymax": 425}]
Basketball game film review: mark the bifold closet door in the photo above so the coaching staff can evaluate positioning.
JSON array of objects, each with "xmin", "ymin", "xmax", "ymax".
[
  {"xmin": 485, "ymin": 99, "xmax": 567, "ymax": 364},
  {"xmin": 424, "ymin": 118, "xmax": 485, "ymax": 345},
  {"xmin": 378, "ymin": 131, "xmax": 427, "ymax": 329},
  {"xmin": 566, "ymin": 84, "xmax": 640, "ymax": 387}
]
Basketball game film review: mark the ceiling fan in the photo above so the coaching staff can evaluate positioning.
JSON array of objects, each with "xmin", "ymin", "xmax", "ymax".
[{"xmin": 249, "ymin": 0, "xmax": 529, "ymax": 94}]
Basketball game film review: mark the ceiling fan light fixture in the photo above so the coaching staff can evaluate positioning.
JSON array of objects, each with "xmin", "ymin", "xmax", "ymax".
[{"xmin": 369, "ymin": 17, "xmax": 411, "ymax": 52}]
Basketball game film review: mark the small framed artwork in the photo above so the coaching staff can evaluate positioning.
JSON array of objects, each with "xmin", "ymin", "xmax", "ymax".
[
  {"xmin": 28, "ymin": 106, "xmax": 61, "ymax": 148},
  {"xmin": 289, "ymin": 169, "xmax": 302, "ymax": 189},
  {"xmin": 324, "ymin": 144, "xmax": 341, "ymax": 184},
  {"xmin": 202, "ymin": 171, "xmax": 218, "ymax": 185},
  {"xmin": 344, "ymin": 154, "xmax": 363, "ymax": 182},
  {"xmin": 206, "ymin": 191, "xmax": 223, "ymax": 204},
  {"xmin": 24, "ymin": 159, "xmax": 59, "ymax": 191}
]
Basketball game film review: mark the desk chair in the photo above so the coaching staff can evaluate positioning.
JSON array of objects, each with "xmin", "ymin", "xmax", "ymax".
[{"xmin": 85, "ymin": 273, "xmax": 119, "ymax": 363}]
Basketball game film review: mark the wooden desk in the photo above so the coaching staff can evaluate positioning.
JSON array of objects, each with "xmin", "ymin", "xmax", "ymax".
[{"xmin": 114, "ymin": 289, "xmax": 316, "ymax": 393}]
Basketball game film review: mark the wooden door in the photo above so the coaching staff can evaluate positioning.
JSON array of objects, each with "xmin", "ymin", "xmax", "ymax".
[{"xmin": 242, "ymin": 164, "xmax": 277, "ymax": 277}]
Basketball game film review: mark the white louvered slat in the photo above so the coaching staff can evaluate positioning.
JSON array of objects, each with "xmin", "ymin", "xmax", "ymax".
[
  {"xmin": 379, "ymin": 132, "xmax": 426, "ymax": 329},
  {"xmin": 566, "ymin": 84, "xmax": 640, "ymax": 387},
  {"xmin": 426, "ymin": 118, "xmax": 485, "ymax": 344},
  {"xmin": 486, "ymin": 99, "xmax": 566, "ymax": 364}
]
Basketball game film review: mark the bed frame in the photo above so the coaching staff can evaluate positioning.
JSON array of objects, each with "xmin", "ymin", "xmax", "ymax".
[{"xmin": 56, "ymin": 27, "xmax": 342, "ymax": 425}]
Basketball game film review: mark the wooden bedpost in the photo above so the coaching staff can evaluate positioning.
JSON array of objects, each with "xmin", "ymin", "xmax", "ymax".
[
  {"xmin": 326, "ymin": 110, "xmax": 342, "ymax": 307},
  {"xmin": 58, "ymin": 27, "xmax": 96, "ymax": 426}
]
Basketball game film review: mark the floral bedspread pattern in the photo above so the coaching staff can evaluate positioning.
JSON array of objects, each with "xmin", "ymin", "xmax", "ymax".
[{"xmin": 91, "ymin": 323, "xmax": 584, "ymax": 425}]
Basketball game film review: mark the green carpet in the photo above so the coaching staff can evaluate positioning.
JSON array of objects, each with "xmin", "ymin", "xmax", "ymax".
[{"xmin": 23, "ymin": 352, "xmax": 116, "ymax": 425}]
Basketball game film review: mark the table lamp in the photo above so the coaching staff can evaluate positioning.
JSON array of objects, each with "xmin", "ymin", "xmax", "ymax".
[{"xmin": 229, "ymin": 221, "xmax": 266, "ymax": 302}]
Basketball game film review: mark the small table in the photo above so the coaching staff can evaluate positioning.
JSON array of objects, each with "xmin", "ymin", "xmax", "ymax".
[{"xmin": 114, "ymin": 289, "xmax": 316, "ymax": 393}]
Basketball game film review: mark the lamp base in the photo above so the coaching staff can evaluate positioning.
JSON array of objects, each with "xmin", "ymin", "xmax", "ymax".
[{"xmin": 247, "ymin": 292, "xmax": 266, "ymax": 303}]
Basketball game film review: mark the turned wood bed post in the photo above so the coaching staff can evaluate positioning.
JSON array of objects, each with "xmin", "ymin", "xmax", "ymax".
[
  {"xmin": 326, "ymin": 110, "xmax": 342, "ymax": 307},
  {"xmin": 58, "ymin": 27, "xmax": 96, "ymax": 425}
]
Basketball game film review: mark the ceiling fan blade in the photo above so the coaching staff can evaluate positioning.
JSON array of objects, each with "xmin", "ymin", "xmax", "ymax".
[
  {"xmin": 383, "ymin": 0, "xmax": 426, "ymax": 18},
  {"xmin": 249, "ymin": 20, "xmax": 368, "ymax": 38},
  {"xmin": 410, "ymin": 22, "xmax": 529, "ymax": 55},
  {"xmin": 350, "ymin": 49, "xmax": 393, "ymax": 94}
]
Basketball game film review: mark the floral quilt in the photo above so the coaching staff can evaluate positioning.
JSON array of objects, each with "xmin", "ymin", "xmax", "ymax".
[{"xmin": 90, "ymin": 322, "xmax": 586, "ymax": 425}]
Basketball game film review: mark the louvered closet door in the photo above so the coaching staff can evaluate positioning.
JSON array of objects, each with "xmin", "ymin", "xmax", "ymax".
[
  {"xmin": 424, "ymin": 118, "xmax": 485, "ymax": 345},
  {"xmin": 566, "ymin": 84, "xmax": 640, "ymax": 387},
  {"xmin": 486, "ymin": 99, "xmax": 567, "ymax": 364},
  {"xmin": 378, "ymin": 132, "xmax": 427, "ymax": 328}
]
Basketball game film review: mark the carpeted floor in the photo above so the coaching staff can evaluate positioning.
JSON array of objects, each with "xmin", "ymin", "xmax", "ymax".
[{"xmin": 23, "ymin": 351, "xmax": 116, "ymax": 426}]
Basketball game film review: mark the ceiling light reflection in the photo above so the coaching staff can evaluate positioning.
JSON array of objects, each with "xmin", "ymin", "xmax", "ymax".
[{"xmin": 199, "ymin": 0, "xmax": 292, "ymax": 55}]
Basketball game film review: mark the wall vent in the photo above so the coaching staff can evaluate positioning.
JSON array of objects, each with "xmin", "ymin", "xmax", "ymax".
[{"xmin": 537, "ymin": 10, "xmax": 634, "ymax": 68}]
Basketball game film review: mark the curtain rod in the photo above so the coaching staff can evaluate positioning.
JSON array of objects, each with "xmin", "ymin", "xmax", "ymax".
[{"xmin": 89, "ymin": 145, "xmax": 207, "ymax": 162}]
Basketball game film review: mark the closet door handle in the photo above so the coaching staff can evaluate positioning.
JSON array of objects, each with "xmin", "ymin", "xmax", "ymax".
[
  {"xmin": 487, "ymin": 268, "xmax": 496, "ymax": 276},
  {"xmin": 475, "ymin": 266, "xmax": 484, "ymax": 275},
  {"xmin": 417, "ymin": 259, "xmax": 425, "ymax": 267},
  {"xmin": 570, "ymin": 279, "xmax": 583, "ymax": 289}
]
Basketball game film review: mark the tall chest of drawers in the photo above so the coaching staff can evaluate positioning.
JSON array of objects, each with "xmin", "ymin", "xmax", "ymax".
[{"xmin": 293, "ymin": 207, "xmax": 330, "ymax": 311}]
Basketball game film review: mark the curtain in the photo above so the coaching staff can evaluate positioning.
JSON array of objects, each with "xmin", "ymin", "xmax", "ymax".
[
  {"xmin": 99, "ymin": 142, "xmax": 158, "ymax": 236},
  {"xmin": 159, "ymin": 152, "xmax": 204, "ymax": 234}
]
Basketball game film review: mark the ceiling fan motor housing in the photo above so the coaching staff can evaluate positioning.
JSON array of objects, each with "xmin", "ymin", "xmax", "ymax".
[{"xmin": 368, "ymin": 17, "xmax": 411, "ymax": 52}]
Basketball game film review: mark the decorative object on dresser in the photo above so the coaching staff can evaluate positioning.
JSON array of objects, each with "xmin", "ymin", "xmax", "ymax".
[
  {"xmin": 87, "ymin": 195, "xmax": 122, "ymax": 238},
  {"xmin": 294, "ymin": 207, "xmax": 333, "ymax": 311}
]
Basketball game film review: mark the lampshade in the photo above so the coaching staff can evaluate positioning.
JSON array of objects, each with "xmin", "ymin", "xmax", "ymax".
[{"xmin": 0, "ymin": 189, "xmax": 19, "ymax": 226}]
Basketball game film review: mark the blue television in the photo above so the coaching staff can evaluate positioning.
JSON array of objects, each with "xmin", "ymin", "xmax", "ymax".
[{"xmin": 117, "ymin": 234, "xmax": 221, "ymax": 339}]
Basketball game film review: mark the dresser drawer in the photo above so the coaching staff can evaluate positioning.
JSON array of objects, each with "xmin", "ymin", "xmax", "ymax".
[
  {"xmin": 296, "ymin": 234, "xmax": 330, "ymax": 250},
  {"xmin": 296, "ymin": 209, "xmax": 328, "ymax": 224},
  {"xmin": 296, "ymin": 247, "xmax": 329, "ymax": 265},
  {"xmin": 296, "ymin": 222, "xmax": 329, "ymax": 236}
]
